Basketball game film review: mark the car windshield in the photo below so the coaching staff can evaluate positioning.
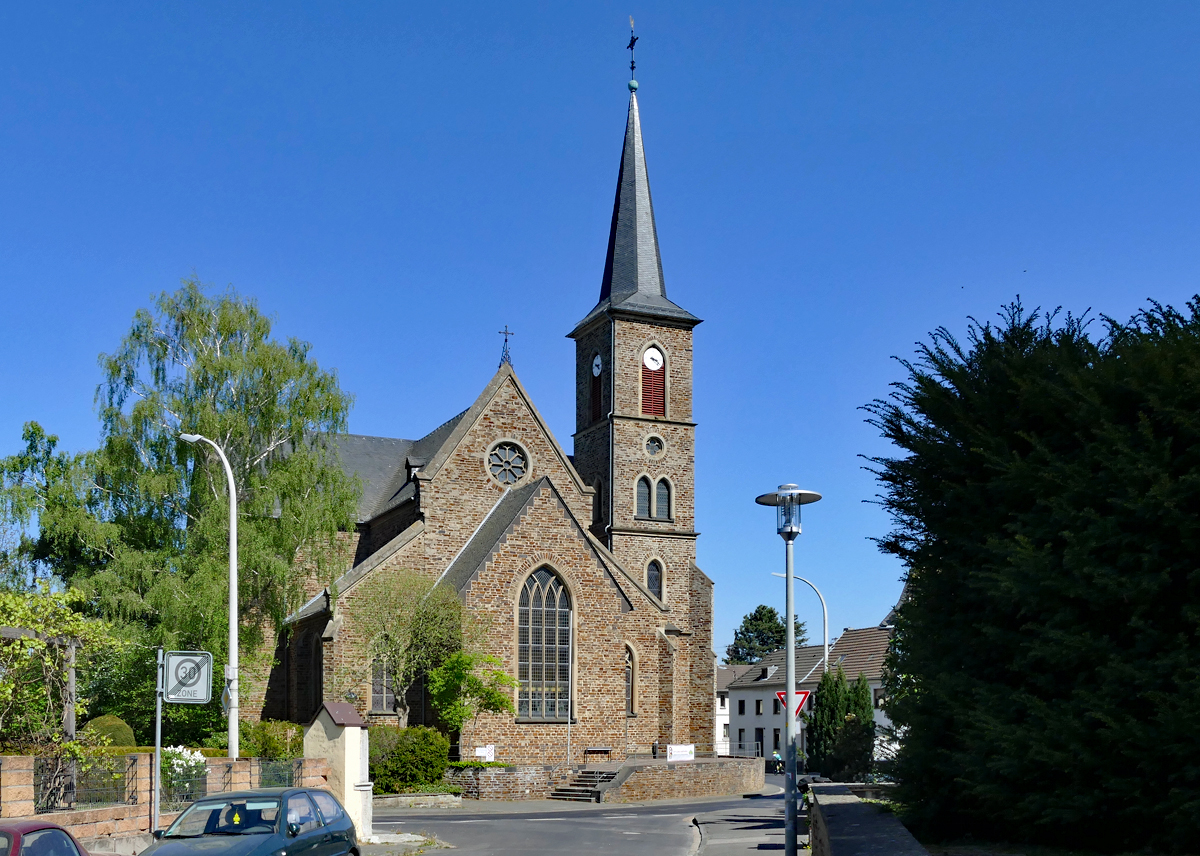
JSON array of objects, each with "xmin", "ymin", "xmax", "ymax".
[{"xmin": 165, "ymin": 798, "xmax": 281, "ymax": 837}]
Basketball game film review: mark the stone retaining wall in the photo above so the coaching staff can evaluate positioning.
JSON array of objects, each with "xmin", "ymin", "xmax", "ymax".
[
  {"xmin": 441, "ymin": 765, "xmax": 553, "ymax": 800},
  {"xmin": 808, "ymin": 783, "xmax": 928, "ymax": 856},
  {"xmin": 600, "ymin": 758, "xmax": 763, "ymax": 803}
]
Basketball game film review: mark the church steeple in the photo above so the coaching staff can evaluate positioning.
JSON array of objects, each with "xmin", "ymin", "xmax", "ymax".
[{"xmin": 572, "ymin": 87, "xmax": 700, "ymax": 334}]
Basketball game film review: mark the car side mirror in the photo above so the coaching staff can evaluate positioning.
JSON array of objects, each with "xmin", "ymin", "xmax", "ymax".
[
  {"xmin": 287, "ymin": 823, "xmax": 301, "ymax": 838},
  {"xmin": 152, "ymin": 831, "xmax": 165, "ymax": 840}
]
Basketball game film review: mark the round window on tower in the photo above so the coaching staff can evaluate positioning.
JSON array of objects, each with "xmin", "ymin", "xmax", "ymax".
[
  {"xmin": 645, "ymin": 436, "xmax": 664, "ymax": 457},
  {"xmin": 487, "ymin": 441, "xmax": 529, "ymax": 486}
]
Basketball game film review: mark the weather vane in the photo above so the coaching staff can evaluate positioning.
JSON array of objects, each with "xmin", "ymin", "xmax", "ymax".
[
  {"xmin": 626, "ymin": 16, "xmax": 638, "ymax": 86},
  {"xmin": 498, "ymin": 325, "xmax": 515, "ymax": 367}
]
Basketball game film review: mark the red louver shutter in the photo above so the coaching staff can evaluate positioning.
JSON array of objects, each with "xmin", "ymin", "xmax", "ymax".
[
  {"xmin": 641, "ymin": 366, "xmax": 665, "ymax": 416},
  {"xmin": 591, "ymin": 373, "xmax": 603, "ymax": 422}
]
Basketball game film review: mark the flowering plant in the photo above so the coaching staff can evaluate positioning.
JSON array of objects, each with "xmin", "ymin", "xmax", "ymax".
[{"xmin": 162, "ymin": 746, "xmax": 206, "ymax": 796}]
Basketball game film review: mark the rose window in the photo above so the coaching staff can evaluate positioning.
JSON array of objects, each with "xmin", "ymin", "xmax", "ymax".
[{"xmin": 488, "ymin": 442, "xmax": 528, "ymax": 485}]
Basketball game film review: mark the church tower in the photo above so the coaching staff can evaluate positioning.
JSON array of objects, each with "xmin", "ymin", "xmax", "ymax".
[{"xmin": 569, "ymin": 83, "xmax": 702, "ymax": 610}]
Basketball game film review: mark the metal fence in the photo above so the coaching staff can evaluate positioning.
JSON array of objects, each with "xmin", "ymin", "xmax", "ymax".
[
  {"xmin": 257, "ymin": 759, "xmax": 295, "ymax": 788},
  {"xmin": 35, "ymin": 755, "xmax": 136, "ymax": 814}
]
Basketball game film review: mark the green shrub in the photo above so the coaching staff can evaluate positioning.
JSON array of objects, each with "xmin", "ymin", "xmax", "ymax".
[
  {"xmin": 370, "ymin": 726, "xmax": 450, "ymax": 795},
  {"xmin": 82, "ymin": 715, "xmax": 135, "ymax": 747},
  {"xmin": 240, "ymin": 719, "xmax": 303, "ymax": 759}
]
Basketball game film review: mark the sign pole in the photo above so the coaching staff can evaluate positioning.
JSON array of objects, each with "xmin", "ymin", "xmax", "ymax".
[{"xmin": 153, "ymin": 647, "xmax": 163, "ymax": 832}]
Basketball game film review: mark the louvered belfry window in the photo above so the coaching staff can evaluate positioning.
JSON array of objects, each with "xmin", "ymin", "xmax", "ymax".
[
  {"xmin": 590, "ymin": 371, "xmax": 603, "ymax": 422},
  {"xmin": 636, "ymin": 477, "xmax": 652, "ymax": 518},
  {"xmin": 641, "ymin": 364, "xmax": 665, "ymax": 416},
  {"xmin": 518, "ymin": 567, "xmax": 572, "ymax": 720}
]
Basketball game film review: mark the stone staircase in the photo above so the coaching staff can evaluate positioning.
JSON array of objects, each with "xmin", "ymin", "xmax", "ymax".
[{"xmin": 548, "ymin": 767, "xmax": 619, "ymax": 802}]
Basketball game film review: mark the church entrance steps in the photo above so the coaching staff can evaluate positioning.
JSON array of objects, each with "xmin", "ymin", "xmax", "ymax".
[{"xmin": 548, "ymin": 768, "xmax": 619, "ymax": 802}]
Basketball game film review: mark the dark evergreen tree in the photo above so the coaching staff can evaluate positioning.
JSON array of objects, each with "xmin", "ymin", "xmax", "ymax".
[
  {"xmin": 868, "ymin": 300, "xmax": 1200, "ymax": 852},
  {"xmin": 724, "ymin": 605, "xmax": 807, "ymax": 664},
  {"xmin": 828, "ymin": 673, "xmax": 876, "ymax": 781},
  {"xmin": 805, "ymin": 665, "xmax": 847, "ymax": 775}
]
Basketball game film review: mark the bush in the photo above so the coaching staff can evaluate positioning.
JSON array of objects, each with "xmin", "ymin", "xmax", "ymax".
[
  {"xmin": 240, "ymin": 719, "xmax": 303, "ymax": 759},
  {"xmin": 369, "ymin": 726, "xmax": 449, "ymax": 795},
  {"xmin": 82, "ymin": 715, "xmax": 136, "ymax": 747}
]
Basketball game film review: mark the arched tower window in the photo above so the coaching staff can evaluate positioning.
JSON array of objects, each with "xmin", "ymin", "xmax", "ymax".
[
  {"xmin": 593, "ymin": 479, "xmax": 605, "ymax": 527},
  {"xmin": 625, "ymin": 646, "xmax": 636, "ymax": 715},
  {"xmin": 641, "ymin": 346, "xmax": 666, "ymax": 417},
  {"xmin": 518, "ymin": 567, "xmax": 572, "ymax": 721},
  {"xmin": 647, "ymin": 560, "xmax": 663, "ymax": 601},
  {"xmin": 590, "ymin": 353, "xmax": 603, "ymax": 422},
  {"xmin": 655, "ymin": 479, "xmax": 671, "ymax": 520},
  {"xmin": 636, "ymin": 477, "xmax": 651, "ymax": 518}
]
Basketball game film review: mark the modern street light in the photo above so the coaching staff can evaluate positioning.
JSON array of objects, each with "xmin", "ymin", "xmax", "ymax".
[
  {"xmin": 179, "ymin": 433, "xmax": 239, "ymax": 759},
  {"xmin": 756, "ymin": 483, "xmax": 822, "ymax": 856}
]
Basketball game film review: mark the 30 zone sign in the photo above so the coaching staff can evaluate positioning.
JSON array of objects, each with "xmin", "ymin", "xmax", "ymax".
[{"xmin": 165, "ymin": 651, "xmax": 213, "ymax": 704}]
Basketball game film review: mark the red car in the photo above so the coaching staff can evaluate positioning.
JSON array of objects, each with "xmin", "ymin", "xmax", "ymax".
[{"xmin": 0, "ymin": 821, "xmax": 90, "ymax": 856}]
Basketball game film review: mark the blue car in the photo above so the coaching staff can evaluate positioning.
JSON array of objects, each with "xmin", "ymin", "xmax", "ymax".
[{"xmin": 143, "ymin": 789, "xmax": 357, "ymax": 856}]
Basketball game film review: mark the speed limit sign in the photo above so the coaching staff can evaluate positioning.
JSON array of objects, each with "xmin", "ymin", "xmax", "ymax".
[{"xmin": 164, "ymin": 651, "xmax": 213, "ymax": 704}]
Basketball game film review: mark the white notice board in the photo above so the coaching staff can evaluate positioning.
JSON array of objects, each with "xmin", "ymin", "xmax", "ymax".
[{"xmin": 666, "ymin": 743, "xmax": 695, "ymax": 762}]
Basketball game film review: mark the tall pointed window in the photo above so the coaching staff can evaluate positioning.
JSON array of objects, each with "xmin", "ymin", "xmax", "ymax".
[
  {"xmin": 636, "ymin": 477, "xmax": 652, "ymax": 518},
  {"xmin": 593, "ymin": 479, "xmax": 605, "ymax": 527},
  {"xmin": 655, "ymin": 479, "xmax": 671, "ymax": 520},
  {"xmin": 372, "ymin": 659, "xmax": 395, "ymax": 713},
  {"xmin": 641, "ymin": 347, "xmax": 665, "ymax": 417},
  {"xmin": 647, "ymin": 560, "xmax": 663, "ymax": 601},
  {"xmin": 518, "ymin": 567, "xmax": 572, "ymax": 721},
  {"xmin": 625, "ymin": 646, "xmax": 635, "ymax": 715}
]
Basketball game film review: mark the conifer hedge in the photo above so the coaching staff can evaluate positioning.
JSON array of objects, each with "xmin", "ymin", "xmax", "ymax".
[{"xmin": 868, "ymin": 301, "xmax": 1200, "ymax": 852}]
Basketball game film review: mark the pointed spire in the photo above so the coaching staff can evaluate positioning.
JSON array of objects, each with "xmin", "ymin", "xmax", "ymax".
[{"xmin": 572, "ymin": 89, "xmax": 699, "ymax": 335}]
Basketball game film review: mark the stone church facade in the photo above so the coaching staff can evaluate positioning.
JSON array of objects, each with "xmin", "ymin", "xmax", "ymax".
[{"xmin": 257, "ymin": 85, "xmax": 715, "ymax": 764}]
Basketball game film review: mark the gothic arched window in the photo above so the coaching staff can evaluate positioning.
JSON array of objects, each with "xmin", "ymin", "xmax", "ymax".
[
  {"xmin": 636, "ymin": 477, "xmax": 652, "ymax": 518},
  {"xmin": 655, "ymin": 479, "xmax": 671, "ymax": 520},
  {"xmin": 624, "ymin": 646, "xmax": 636, "ymax": 715},
  {"xmin": 372, "ymin": 658, "xmax": 395, "ymax": 713},
  {"xmin": 647, "ymin": 560, "xmax": 663, "ymax": 601},
  {"xmin": 518, "ymin": 567, "xmax": 572, "ymax": 721},
  {"xmin": 593, "ymin": 479, "xmax": 605, "ymax": 527}
]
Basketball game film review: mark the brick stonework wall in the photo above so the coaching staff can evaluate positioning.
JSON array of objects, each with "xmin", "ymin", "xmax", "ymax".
[
  {"xmin": 601, "ymin": 758, "xmax": 763, "ymax": 803},
  {"xmin": 442, "ymin": 765, "xmax": 553, "ymax": 800}
]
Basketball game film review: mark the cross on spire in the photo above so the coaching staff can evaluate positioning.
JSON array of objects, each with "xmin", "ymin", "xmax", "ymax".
[
  {"xmin": 627, "ymin": 17, "xmax": 638, "ymax": 82},
  {"xmin": 498, "ymin": 325, "xmax": 515, "ymax": 367}
]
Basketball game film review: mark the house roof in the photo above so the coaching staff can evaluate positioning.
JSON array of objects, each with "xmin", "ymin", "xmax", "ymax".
[
  {"xmin": 716, "ymin": 664, "xmax": 754, "ymax": 693},
  {"xmin": 725, "ymin": 626, "xmax": 893, "ymax": 691}
]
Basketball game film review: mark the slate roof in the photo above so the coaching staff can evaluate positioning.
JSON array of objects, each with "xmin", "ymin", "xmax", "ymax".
[
  {"xmin": 571, "ymin": 92, "xmax": 700, "ymax": 336},
  {"xmin": 726, "ymin": 626, "xmax": 893, "ymax": 691},
  {"xmin": 328, "ymin": 410, "xmax": 469, "ymax": 523},
  {"xmin": 437, "ymin": 478, "xmax": 547, "ymax": 594}
]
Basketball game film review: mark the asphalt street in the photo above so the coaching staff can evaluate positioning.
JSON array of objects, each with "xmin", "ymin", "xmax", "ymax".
[{"xmin": 373, "ymin": 776, "xmax": 787, "ymax": 856}]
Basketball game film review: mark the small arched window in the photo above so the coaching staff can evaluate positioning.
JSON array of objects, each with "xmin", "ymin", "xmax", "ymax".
[
  {"xmin": 636, "ymin": 477, "xmax": 652, "ymax": 518},
  {"xmin": 593, "ymin": 479, "xmax": 605, "ymax": 526},
  {"xmin": 647, "ymin": 560, "xmax": 663, "ymax": 601},
  {"xmin": 655, "ymin": 479, "xmax": 671, "ymax": 520},
  {"xmin": 624, "ymin": 646, "xmax": 635, "ymax": 715},
  {"xmin": 590, "ymin": 354, "xmax": 603, "ymax": 422},
  {"xmin": 518, "ymin": 567, "xmax": 572, "ymax": 721}
]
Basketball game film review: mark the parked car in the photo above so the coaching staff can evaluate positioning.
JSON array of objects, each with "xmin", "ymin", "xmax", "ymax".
[
  {"xmin": 141, "ymin": 788, "xmax": 356, "ymax": 856},
  {"xmin": 0, "ymin": 820, "xmax": 91, "ymax": 856}
]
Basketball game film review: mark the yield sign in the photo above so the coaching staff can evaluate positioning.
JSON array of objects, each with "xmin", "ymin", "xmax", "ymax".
[{"xmin": 776, "ymin": 690, "xmax": 811, "ymax": 717}]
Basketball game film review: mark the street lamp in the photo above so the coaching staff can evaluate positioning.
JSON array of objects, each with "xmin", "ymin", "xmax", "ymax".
[
  {"xmin": 180, "ymin": 433, "xmax": 239, "ymax": 759},
  {"xmin": 756, "ymin": 483, "xmax": 822, "ymax": 856}
]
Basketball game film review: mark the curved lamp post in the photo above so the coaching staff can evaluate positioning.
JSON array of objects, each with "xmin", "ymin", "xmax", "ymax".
[
  {"xmin": 180, "ymin": 433, "xmax": 239, "ymax": 759},
  {"xmin": 756, "ymin": 484, "xmax": 822, "ymax": 856}
]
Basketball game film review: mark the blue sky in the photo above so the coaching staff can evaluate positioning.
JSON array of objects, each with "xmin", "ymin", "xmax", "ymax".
[{"xmin": 3, "ymin": 2, "xmax": 1199, "ymax": 656}]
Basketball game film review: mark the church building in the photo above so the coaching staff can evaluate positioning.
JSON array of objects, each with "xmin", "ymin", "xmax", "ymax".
[{"xmin": 262, "ymin": 82, "xmax": 715, "ymax": 764}]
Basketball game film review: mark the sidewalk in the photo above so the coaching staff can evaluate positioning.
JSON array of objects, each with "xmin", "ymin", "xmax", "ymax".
[{"xmin": 694, "ymin": 791, "xmax": 807, "ymax": 854}]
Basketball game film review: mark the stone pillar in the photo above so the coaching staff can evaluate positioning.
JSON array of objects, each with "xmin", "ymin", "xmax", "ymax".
[
  {"xmin": 0, "ymin": 756, "xmax": 35, "ymax": 817},
  {"xmin": 303, "ymin": 702, "xmax": 372, "ymax": 839}
]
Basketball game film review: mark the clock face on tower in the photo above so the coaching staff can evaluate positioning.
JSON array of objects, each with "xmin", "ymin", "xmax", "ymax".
[
  {"xmin": 592, "ymin": 355, "xmax": 603, "ymax": 376},
  {"xmin": 643, "ymin": 347, "xmax": 664, "ymax": 372}
]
